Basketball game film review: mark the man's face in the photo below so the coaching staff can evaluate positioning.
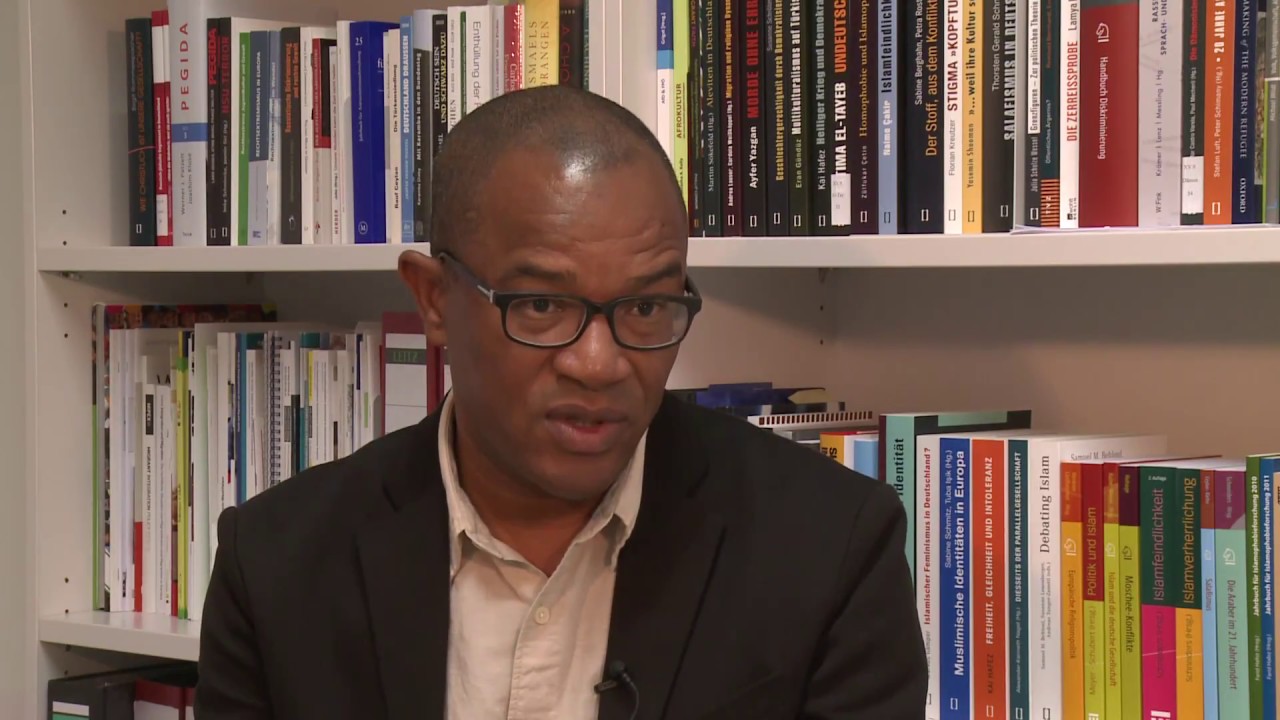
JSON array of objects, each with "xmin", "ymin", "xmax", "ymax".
[{"xmin": 418, "ymin": 148, "xmax": 689, "ymax": 502}]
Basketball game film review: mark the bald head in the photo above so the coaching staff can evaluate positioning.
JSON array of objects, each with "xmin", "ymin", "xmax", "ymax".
[{"xmin": 428, "ymin": 85, "xmax": 684, "ymax": 254}]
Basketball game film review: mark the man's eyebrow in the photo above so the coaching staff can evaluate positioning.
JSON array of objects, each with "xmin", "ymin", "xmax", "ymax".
[{"xmin": 630, "ymin": 261, "xmax": 685, "ymax": 292}]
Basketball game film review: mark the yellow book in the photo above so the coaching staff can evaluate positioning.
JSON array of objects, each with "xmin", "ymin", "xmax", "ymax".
[
  {"xmin": 522, "ymin": 0, "xmax": 558, "ymax": 87},
  {"xmin": 818, "ymin": 431, "xmax": 863, "ymax": 469},
  {"xmin": 1175, "ymin": 466, "xmax": 1204, "ymax": 720},
  {"xmin": 1102, "ymin": 464, "xmax": 1123, "ymax": 720},
  {"xmin": 1118, "ymin": 462, "xmax": 1144, "ymax": 720},
  {"xmin": 961, "ymin": 0, "xmax": 983, "ymax": 232},
  {"xmin": 176, "ymin": 349, "xmax": 189, "ymax": 619},
  {"xmin": 1062, "ymin": 461, "xmax": 1084, "ymax": 720},
  {"xmin": 1082, "ymin": 463, "xmax": 1105, "ymax": 720},
  {"xmin": 672, "ymin": 0, "xmax": 689, "ymax": 206}
]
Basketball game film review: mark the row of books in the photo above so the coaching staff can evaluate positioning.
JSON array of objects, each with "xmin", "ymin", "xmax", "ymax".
[
  {"xmin": 816, "ymin": 409, "xmax": 1279, "ymax": 720},
  {"xmin": 656, "ymin": 0, "xmax": 1280, "ymax": 236},
  {"xmin": 125, "ymin": 0, "xmax": 585, "ymax": 248},
  {"xmin": 91, "ymin": 303, "xmax": 449, "ymax": 617}
]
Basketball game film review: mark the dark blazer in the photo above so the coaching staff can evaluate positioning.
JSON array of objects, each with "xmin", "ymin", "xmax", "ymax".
[{"xmin": 195, "ymin": 392, "xmax": 927, "ymax": 719}]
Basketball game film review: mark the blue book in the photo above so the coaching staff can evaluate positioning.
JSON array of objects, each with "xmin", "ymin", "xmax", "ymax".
[
  {"xmin": 939, "ymin": 435, "xmax": 971, "ymax": 720},
  {"xmin": 1261, "ymin": 456, "xmax": 1277, "ymax": 720},
  {"xmin": 852, "ymin": 436, "xmax": 879, "ymax": 479},
  {"xmin": 350, "ymin": 21, "xmax": 400, "ymax": 243},
  {"xmin": 876, "ymin": 0, "xmax": 897, "ymax": 234}
]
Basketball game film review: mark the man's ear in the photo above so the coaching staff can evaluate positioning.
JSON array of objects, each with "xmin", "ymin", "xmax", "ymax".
[{"xmin": 397, "ymin": 249, "xmax": 449, "ymax": 347}]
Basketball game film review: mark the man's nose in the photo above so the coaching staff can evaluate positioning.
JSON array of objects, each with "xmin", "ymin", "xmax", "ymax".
[{"xmin": 552, "ymin": 314, "xmax": 631, "ymax": 389}]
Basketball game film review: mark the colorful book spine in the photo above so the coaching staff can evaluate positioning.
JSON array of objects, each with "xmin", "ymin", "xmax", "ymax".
[
  {"xmin": 1206, "ymin": 0, "xmax": 1236, "ymax": 223},
  {"xmin": 1102, "ymin": 462, "xmax": 1122, "ymax": 720},
  {"xmin": 741, "ymin": 0, "xmax": 767, "ymax": 234},
  {"xmin": 1232, "ymin": 0, "xmax": 1259, "ymax": 222},
  {"xmin": 1007, "ymin": 439, "xmax": 1031, "ymax": 720},
  {"xmin": 1059, "ymin": 0, "xmax": 1082, "ymax": 227},
  {"xmin": 1175, "ymin": 466, "xmax": 1204, "ymax": 720},
  {"xmin": 940, "ymin": 436, "xmax": 971, "ymax": 720},
  {"xmin": 1141, "ymin": 464, "xmax": 1179, "ymax": 719},
  {"xmin": 1260, "ymin": 456, "xmax": 1276, "ymax": 720},
  {"xmin": 972, "ymin": 438, "xmax": 1007, "ymax": 720},
  {"xmin": 1081, "ymin": 462, "xmax": 1105, "ymax": 720},
  {"xmin": 1082, "ymin": 0, "xmax": 1140, "ymax": 227},
  {"xmin": 962, "ymin": 0, "xmax": 983, "ymax": 232},
  {"xmin": 657, "ymin": 0, "xmax": 674, "ymax": 168},
  {"xmin": 1182, "ymin": 0, "xmax": 1208, "ymax": 223},
  {"xmin": 1119, "ymin": 463, "xmax": 1144, "ymax": 720},
  {"xmin": 1203, "ymin": 468, "xmax": 1220, "ymax": 720},
  {"xmin": 1245, "ymin": 454, "xmax": 1273, "ymax": 718},
  {"xmin": 673, "ymin": 0, "xmax": 690, "ymax": 211},
  {"xmin": 400, "ymin": 17, "xmax": 414, "ymax": 243},
  {"xmin": 1039, "ymin": 0, "xmax": 1062, "ymax": 226},
  {"xmin": 1216, "ymin": 466, "xmax": 1251, "ymax": 718},
  {"xmin": 1062, "ymin": 461, "xmax": 1085, "ymax": 720}
]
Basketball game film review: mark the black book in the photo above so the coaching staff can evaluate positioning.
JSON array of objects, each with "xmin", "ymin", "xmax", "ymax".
[
  {"xmin": 722, "ymin": 0, "xmax": 743, "ymax": 234},
  {"xmin": 902, "ymin": 0, "xmax": 944, "ymax": 232},
  {"xmin": 851, "ymin": 0, "xmax": 877, "ymax": 233},
  {"xmin": 413, "ymin": 28, "xmax": 429, "ymax": 242},
  {"xmin": 430, "ymin": 13, "xmax": 449, "ymax": 228},
  {"xmin": 700, "ymin": 0, "xmax": 723, "ymax": 235},
  {"xmin": 126, "ymin": 17, "xmax": 156, "ymax": 246},
  {"xmin": 982, "ymin": 0, "xmax": 1013, "ymax": 230},
  {"xmin": 764, "ymin": 0, "xmax": 790, "ymax": 234},
  {"xmin": 689, "ymin": 0, "xmax": 704, "ymax": 235},
  {"xmin": 785, "ymin": 0, "xmax": 811, "ymax": 234},
  {"xmin": 280, "ymin": 27, "xmax": 303, "ymax": 244},
  {"xmin": 810, "ymin": 0, "xmax": 831, "ymax": 232},
  {"xmin": 741, "ymin": 0, "xmax": 768, "ymax": 234},
  {"xmin": 829, "ymin": 0, "xmax": 852, "ymax": 234}
]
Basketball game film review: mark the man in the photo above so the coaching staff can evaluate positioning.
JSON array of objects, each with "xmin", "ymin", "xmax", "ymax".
[{"xmin": 195, "ymin": 85, "xmax": 926, "ymax": 719}]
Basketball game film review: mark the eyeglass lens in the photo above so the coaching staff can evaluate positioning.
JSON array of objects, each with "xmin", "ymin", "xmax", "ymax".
[{"xmin": 506, "ymin": 296, "xmax": 691, "ymax": 348}]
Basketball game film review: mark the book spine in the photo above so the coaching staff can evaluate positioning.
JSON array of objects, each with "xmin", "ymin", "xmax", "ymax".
[
  {"xmin": 1140, "ymin": 466, "xmax": 1178, "ymax": 719},
  {"xmin": 1207, "ymin": 0, "xmax": 1236, "ymax": 223},
  {"xmin": 559, "ymin": 0, "xmax": 584, "ymax": 87},
  {"xmin": 1083, "ymin": 0, "xmax": 1141, "ymax": 228},
  {"xmin": 248, "ymin": 31, "xmax": 267, "ymax": 246},
  {"xmin": 885, "ymin": 416, "xmax": 918, "ymax": 572},
  {"xmin": 962, "ymin": 0, "xmax": 983, "ymax": 232},
  {"xmin": 412, "ymin": 14, "xmax": 430, "ymax": 243},
  {"xmin": 1061, "ymin": 462, "xmax": 1085, "ymax": 720},
  {"xmin": 1233, "ymin": 0, "xmax": 1259, "ymax": 222},
  {"xmin": 673, "ymin": 0, "xmax": 690, "ymax": 215},
  {"xmin": 168, "ymin": 0, "xmax": 209, "ymax": 246},
  {"xmin": 724, "ymin": 0, "xmax": 743, "ymax": 233},
  {"xmin": 787, "ymin": 0, "xmax": 811, "ymax": 233},
  {"xmin": 986, "ymin": 0, "xmax": 1016, "ymax": 232},
  {"xmin": 1182, "ymin": 0, "xmax": 1208, "ymax": 222},
  {"xmin": 1119, "ymin": 465, "xmax": 1143, "ymax": 720},
  {"xmin": 1216, "ymin": 468, "xmax": 1251, "ymax": 719},
  {"xmin": 812, "ymin": 0, "xmax": 831, "ymax": 232},
  {"xmin": 1059, "ymin": 0, "xmax": 1081, "ymax": 228},
  {"xmin": 944, "ymin": 0, "xmax": 964, "ymax": 232},
  {"xmin": 282, "ymin": 28, "xmax": 302, "ymax": 245},
  {"xmin": 918, "ymin": 435, "xmax": 941, "ymax": 720},
  {"xmin": 704, "ymin": 0, "xmax": 725, "ymax": 234},
  {"xmin": 401, "ymin": 18, "xmax": 414, "ymax": 242},
  {"xmin": 939, "ymin": 436, "xmax": 970, "ymax": 720},
  {"xmin": 765, "ymin": 0, "xmax": 788, "ymax": 233},
  {"xmin": 1040, "ymin": 0, "xmax": 1062, "ymax": 225},
  {"xmin": 1007, "ymin": 439, "xmax": 1031, "ymax": 720},
  {"xmin": 907, "ymin": 0, "xmax": 946, "ymax": 232},
  {"xmin": 1081, "ymin": 463, "xmax": 1105, "ymax": 720},
  {"xmin": 385, "ymin": 29, "xmax": 401, "ymax": 245},
  {"xmin": 1102, "ymin": 464, "xmax": 1123, "ymax": 720},
  {"xmin": 1175, "ymin": 468, "xmax": 1205, "ymax": 720},
  {"xmin": 1260, "ymin": 458, "xmax": 1276, "ymax": 720},
  {"xmin": 127, "ymin": 17, "xmax": 156, "ymax": 247},
  {"xmin": 1203, "ymin": 469, "xmax": 1221, "ymax": 720},
  {"xmin": 523, "ymin": 0, "xmax": 557, "ymax": 87},
  {"xmin": 743, "ymin": 0, "xmax": 767, "ymax": 234},
  {"xmin": 972, "ymin": 439, "xmax": 1007, "ymax": 720},
  {"xmin": 852, "ymin": 0, "xmax": 878, "ymax": 233},
  {"xmin": 151, "ymin": 12, "xmax": 172, "ymax": 246},
  {"xmin": 830, "ymin": 0, "xmax": 852, "ymax": 233},
  {"xmin": 432, "ymin": 15, "xmax": 447, "ymax": 159},
  {"xmin": 688, "ymin": 0, "xmax": 704, "ymax": 235},
  {"xmin": 267, "ymin": 31, "xmax": 281, "ymax": 246},
  {"xmin": 1266, "ymin": 1, "xmax": 1279, "ymax": 223},
  {"xmin": 1246, "ymin": 455, "xmax": 1265, "ymax": 717},
  {"xmin": 1026, "ymin": 0, "xmax": 1043, "ymax": 226},
  {"xmin": 1138, "ymin": 0, "xmax": 1184, "ymax": 226},
  {"xmin": 878, "ymin": 0, "xmax": 897, "ymax": 233}
]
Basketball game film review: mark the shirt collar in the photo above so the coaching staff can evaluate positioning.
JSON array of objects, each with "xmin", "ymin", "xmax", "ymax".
[{"xmin": 436, "ymin": 392, "xmax": 645, "ymax": 578}]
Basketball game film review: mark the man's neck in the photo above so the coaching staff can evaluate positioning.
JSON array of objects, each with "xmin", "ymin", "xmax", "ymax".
[{"xmin": 452, "ymin": 419, "xmax": 602, "ymax": 576}]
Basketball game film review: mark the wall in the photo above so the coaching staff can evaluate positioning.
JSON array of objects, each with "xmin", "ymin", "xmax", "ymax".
[{"xmin": 0, "ymin": 0, "xmax": 30, "ymax": 712}]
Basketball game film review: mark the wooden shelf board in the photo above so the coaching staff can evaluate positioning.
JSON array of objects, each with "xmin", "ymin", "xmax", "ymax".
[
  {"xmin": 39, "ymin": 612, "xmax": 200, "ymax": 662},
  {"xmin": 33, "ymin": 226, "xmax": 1280, "ymax": 272}
]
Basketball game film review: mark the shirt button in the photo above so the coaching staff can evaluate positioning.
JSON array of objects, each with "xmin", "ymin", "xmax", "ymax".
[{"xmin": 534, "ymin": 606, "xmax": 551, "ymax": 625}]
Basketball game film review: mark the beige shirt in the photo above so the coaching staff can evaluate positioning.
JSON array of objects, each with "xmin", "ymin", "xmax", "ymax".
[{"xmin": 437, "ymin": 393, "xmax": 644, "ymax": 720}]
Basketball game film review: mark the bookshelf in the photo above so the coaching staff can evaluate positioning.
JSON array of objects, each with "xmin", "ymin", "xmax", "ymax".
[{"xmin": 7, "ymin": 0, "xmax": 1280, "ymax": 716}]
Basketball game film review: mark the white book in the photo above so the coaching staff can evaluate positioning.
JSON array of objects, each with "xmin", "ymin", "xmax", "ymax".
[
  {"xmin": 916, "ymin": 433, "xmax": 942, "ymax": 720},
  {"xmin": 1059, "ymin": 0, "xmax": 1081, "ymax": 228},
  {"xmin": 140, "ymin": 375, "xmax": 157, "ymax": 614},
  {"xmin": 466, "ymin": 8, "xmax": 495, "ymax": 114},
  {"xmin": 151, "ymin": 21, "xmax": 171, "ymax": 240},
  {"xmin": 266, "ymin": 31, "xmax": 282, "ymax": 245},
  {"xmin": 299, "ymin": 28, "xmax": 323, "ymax": 244},
  {"xmin": 386, "ymin": 28, "xmax": 403, "ymax": 244},
  {"xmin": 656, "ymin": 1, "xmax": 674, "ymax": 165},
  {"xmin": 448, "ymin": 7, "xmax": 464, "ymax": 128},
  {"xmin": 337, "ymin": 21, "xmax": 355, "ymax": 244},
  {"xmin": 305, "ymin": 28, "xmax": 338, "ymax": 245},
  {"xmin": 329, "ymin": 45, "xmax": 344, "ymax": 244},
  {"xmin": 158, "ymin": 385, "xmax": 172, "ymax": 616},
  {"xmin": 492, "ymin": 5, "xmax": 505, "ymax": 99},
  {"xmin": 944, "ymin": 0, "xmax": 964, "ymax": 234},
  {"xmin": 1139, "ymin": 0, "xmax": 1184, "ymax": 225}
]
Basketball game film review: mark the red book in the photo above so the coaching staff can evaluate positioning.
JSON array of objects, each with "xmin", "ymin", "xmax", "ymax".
[
  {"xmin": 1079, "ymin": 0, "xmax": 1139, "ymax": 227},
  {"xmin": 152, "ymin": 10, "xmax": 173, "ymax": 246}
]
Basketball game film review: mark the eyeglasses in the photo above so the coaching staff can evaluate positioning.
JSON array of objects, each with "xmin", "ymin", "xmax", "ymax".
[{"xmin": 435, "ymin": 250, "xmax": 703, "ymax": 350}]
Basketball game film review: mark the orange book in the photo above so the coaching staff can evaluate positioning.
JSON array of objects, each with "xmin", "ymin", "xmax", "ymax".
[
  {"xmin": 1062, "ymin": 461, "xmax": 1085, "ymax": 720},
  {"xmin": 1081, "ymin": 463, "xmax": 1106, "ymax": 720},
  {"xmin": 1204, "ymin": 0, "xmax": 1236, "ymax": 223},
  {"xmin": 972, "ymin": 438, "xmax": 1007, "ymax": 720}
]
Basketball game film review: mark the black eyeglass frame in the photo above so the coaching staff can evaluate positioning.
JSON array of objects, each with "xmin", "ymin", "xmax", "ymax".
[{"xmin": 434, "ymin": 250, "xmax": 704, "ymax": 351}]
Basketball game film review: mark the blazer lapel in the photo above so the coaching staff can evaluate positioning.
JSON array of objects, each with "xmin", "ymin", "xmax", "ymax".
[
  {"xmin": 355, "ymin": 414, "xmax": 452, "ymax": 720},
  {"xmin": 601, "ymin": 395, "xmax": 725, "ymax": 720}
]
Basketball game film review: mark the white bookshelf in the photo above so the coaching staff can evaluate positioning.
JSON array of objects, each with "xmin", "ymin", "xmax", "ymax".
[
  {"xmin": 8, "ymin": 0, "xmax": 1280, "ymax": 715},
  {"xmin": 34, "ymin": 226, "xmax": 1280, "ymax": 272}
]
